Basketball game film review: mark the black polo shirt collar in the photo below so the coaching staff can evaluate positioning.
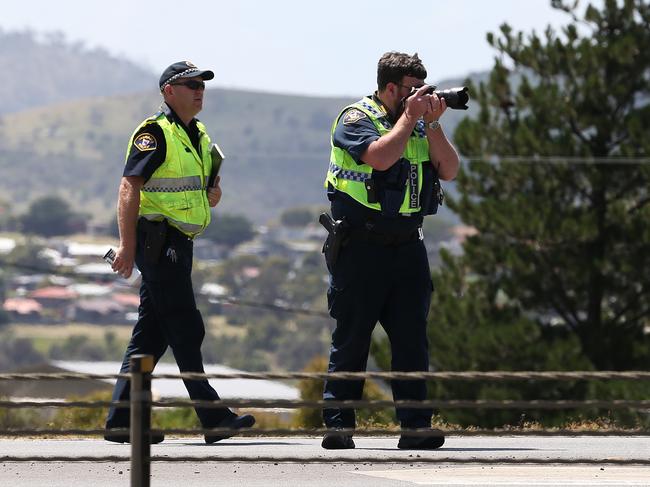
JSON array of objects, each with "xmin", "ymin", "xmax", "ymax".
[{"xmin": 162, "ymin": 102, "xmax": 202, "ymax": 154}]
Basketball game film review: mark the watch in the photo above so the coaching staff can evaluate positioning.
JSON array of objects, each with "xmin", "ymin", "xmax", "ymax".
[{"xmin": 427, "ymin": 120, "xmax": 441, "ymax": 131}]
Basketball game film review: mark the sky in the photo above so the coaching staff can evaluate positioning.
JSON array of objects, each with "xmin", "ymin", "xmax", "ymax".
[{"xmin": 1, "ymin": 0, "xmax": 578, "ymax": 97}]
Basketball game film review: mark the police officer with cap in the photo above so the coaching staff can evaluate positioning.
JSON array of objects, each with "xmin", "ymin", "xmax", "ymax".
[
  {"xmin": 104, "ymin": 61, "xmax": 255, "ymax": 444},
  {"xmin": 321, "ymin": 52, "xmax": 459, "ymax": 450}
]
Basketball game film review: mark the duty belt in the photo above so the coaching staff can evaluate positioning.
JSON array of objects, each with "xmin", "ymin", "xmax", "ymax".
[{"xmin": 347, "ymin": 226, "xmax": 423, "ymax": 246}]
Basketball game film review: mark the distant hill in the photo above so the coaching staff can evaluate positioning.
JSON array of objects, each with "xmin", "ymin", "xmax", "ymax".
[
  {"xmin": 0, "ymin": 29, "xmax": 153, "ymax": 114},
  {"xmin": 0, "ymin": 28, "xmax": 483, "ymax": 223},
  {"xmin": 0, "ymin": 83, "xmax": 479, "ymax": 224}
]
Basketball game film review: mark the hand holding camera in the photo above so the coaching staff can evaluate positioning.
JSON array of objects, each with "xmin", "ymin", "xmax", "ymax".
[
  {"xmin": 404, "ymin": 85, "xmax": 436, "ymax": 120},
  {"xmin": 423, "ymin": 90, "xmax": 446, "ymax": 123},
  {"xmin": 423, "ymin": 85, "xmax": 469, "ymax": 110}
]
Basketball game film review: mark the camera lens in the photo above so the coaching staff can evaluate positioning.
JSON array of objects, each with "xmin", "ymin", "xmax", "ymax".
[{"xmin": 434, "ymin": 87, "xmax": 469, "ymax": 110}]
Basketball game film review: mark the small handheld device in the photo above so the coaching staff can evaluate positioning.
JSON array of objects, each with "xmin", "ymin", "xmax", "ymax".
[
  {"xmin": 103, "ymin": 248, "xmax": 142, "ymax": 287},
  {"xmin": 209, "ymin": 143, "xmax": 225, "ymax": 187}
]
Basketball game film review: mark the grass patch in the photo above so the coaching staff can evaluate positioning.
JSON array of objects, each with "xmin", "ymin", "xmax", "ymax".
[
  {"xmin": 205, "ymin": 315, "xmax": 247, "ymax": 339},
  {"xmin": 10, "ymin": 323, "xmax": 133, "ymax": 342}
]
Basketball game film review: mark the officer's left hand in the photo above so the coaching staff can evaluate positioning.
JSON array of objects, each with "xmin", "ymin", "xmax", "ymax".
[{"xmin": 208, "ymin": 176, "xmax": 222, "ymax": 207}]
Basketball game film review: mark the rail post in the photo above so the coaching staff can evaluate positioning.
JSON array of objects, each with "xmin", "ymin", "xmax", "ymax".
[{"xmin": 130, "ymin": 354, "xmax": 154, "ymax": 487}]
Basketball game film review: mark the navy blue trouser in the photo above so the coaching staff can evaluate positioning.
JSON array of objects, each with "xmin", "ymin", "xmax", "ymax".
[
  {"xmin": 322, "ymin": 237, "xmax": 433, "ymax": 429},
  {"xmin": 106, "ymin": 222, "xmax": 234, "ymax": 429}
]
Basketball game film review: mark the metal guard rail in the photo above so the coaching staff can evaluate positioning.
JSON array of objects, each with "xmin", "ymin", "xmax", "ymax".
[
  {"xmin": 4, "ymin": 370, "xmax": 650, "ymax": 380},
  {"xmin": 2, "ymin": 355, "xmax": 650, "ymax": 487},
  {"xmin": 2, "ymin": 398, "xmax": 650, "ymax": 410}
]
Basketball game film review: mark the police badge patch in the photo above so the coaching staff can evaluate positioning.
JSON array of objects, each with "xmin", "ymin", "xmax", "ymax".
[
  {"xmin": 342, "ymin": 109, "xmax": 366, "ymax": 124},
  {"xmin": 133, "ymin": 133, "xmax": 157, "ymax": 152}
]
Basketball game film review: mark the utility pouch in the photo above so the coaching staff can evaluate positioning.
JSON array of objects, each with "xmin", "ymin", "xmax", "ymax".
[
  {"xmin": 380, "ymin": 188, "xmax": 406, "ymax": 218},
  {"xmin": 142, "ymin": 219, "xmax": 168, "ymax": 264},
  {"xmin": 421, "ymin": 162, "xmax": 444, "ymax": 215},
  {"xmin": 376, "ymin": 158, "xmax": 410, "ymax": 218},
  {"xmin": 365, "ymin": 178, "xmax": 379, "ymax": 204},
  {"xmin": 319, "ymin": 213, "xmax": 349, "ymax": 272}
]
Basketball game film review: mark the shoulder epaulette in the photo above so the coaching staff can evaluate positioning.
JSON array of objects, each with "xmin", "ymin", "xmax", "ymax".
[{"xmin": 146, "ymin": 104, "xmax": 172, "ymax": 123}]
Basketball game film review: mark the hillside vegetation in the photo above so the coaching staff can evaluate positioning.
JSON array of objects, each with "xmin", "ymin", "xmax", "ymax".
[
  {"xmin": 0, "ymin": 28, "xmax": 477, "ymax": 223},
  {"xmin": 0, "ymin": 29, "xmax": 152, "ymax": 114},
  {"xmin": 0, "ymin": 86, "xmax": 472, "ymax": 223}
]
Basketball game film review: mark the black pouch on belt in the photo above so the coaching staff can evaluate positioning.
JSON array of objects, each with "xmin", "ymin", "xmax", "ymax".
[
  {"xmin": 420, "ymin": 162, "xmax": 443, "ymax": 215},
  {"xmin": 142, "ymin": 219, "xmax": 168, "ymax": 264},
  {"xmin": 378, "ymin": 158, "xmax": 409, "ymax": 218}
]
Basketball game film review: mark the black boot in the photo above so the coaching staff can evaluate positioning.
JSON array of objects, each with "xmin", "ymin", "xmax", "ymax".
[
  {"xmin": 397, "ymin": 429, "xmax": 445, "ymax": 450},
  {"xmin": 204, "ymin": 413, "xmax": 256, "ymax": 444},
  {"xmin": 321, "ymin": 432, "xmax": 355, "ymax": 450}
]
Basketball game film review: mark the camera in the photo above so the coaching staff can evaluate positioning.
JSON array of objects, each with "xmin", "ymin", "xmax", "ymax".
[{"xmin": 411, "ymin": 85, "xmax": 470, "ymax": 110}]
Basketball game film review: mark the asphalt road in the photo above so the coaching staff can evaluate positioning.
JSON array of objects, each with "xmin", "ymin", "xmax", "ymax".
[{"xmin": 1, "ymin": 436, "xmax": 649, "ymax": 486}]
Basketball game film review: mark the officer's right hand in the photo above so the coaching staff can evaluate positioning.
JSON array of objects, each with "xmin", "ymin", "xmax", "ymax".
[
  {"xmin": 404, "ymin": 85, "xmax": 434, "ymax": 120},
  {"xmin": 113, "ymin": 244, "xmax": 136, "ymax": 279}
]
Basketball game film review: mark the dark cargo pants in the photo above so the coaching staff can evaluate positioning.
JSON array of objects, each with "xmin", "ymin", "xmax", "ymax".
[
  {"xmin": 106, "ymin": 222, "xmax": 234, "ymax": 430},
  {"xmin": 322, "ymin": 237, "xmax": 434, "ymax": 429}
]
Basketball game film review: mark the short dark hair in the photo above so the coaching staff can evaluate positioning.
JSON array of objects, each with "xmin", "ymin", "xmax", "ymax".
[{"xmin": 377, "ymin": 52, "xmax": 427, "ymax": 90}]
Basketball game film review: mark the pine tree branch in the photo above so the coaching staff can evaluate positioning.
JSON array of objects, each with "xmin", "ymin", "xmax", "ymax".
[
  {"xmin": 627, "ymin": 196, "xmax": 650, "ymax": 215},
  {"xmin": 620, "ymin": 306, "xmax": 650, "ymax": 328},
  {"xmin": 535, "ymin": 251, "xmax": 581, "ymax": 329},
  {"xmin": 608, "ymin": 175, "xmax": 646, "ymax": 206},
  {"xmin": 605, "ymin": 132, "xmax": 630, "ymax": 154},
  {"xmin": 610, "ymin": 290, "xmax": 648, "ymax": 326},
  {"xmin": 567, "ymin": 116, "xmax": 591, "ymax": 146}
]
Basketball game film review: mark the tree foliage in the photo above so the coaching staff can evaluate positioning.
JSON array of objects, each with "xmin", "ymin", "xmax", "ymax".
[
  {"xmin": 201, "ymin": 212, "xmax": 255, "ymax": 247},
  {"xmin": 5, "ymin": 239, "xmax": 54, "ymax": 273},
  {"xmin": 0, "ymin": 198, "xmax": 11, "ymax": 231},
  {"xmin": 19, "ymin": 195, "xmax": 87, "ymax": 237},
  {"xmin": 293, "ymin": 356, "xmax": 393, "ymax": 428},
  {"xmin": 0, "ymin": 333, "xmax": 45, "ymax": 370},
  {"xmin": 372, "ymin": 0, "xmax": 650, "ymax": 426},
  {"xmin": 280, "ymin": 207, "xmax": 314, "ymax": 227}
]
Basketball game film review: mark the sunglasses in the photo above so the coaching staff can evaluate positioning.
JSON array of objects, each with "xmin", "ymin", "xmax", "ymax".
[{"xmin": 170, "ymin": 80, "xmax": 205, "ymax": 90}]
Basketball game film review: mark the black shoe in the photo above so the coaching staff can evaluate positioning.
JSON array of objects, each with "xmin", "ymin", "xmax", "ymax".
[
  {"xmin": 104, "ymin": 431, "xmax": 165, "ymax": 444},
  {"xmin": 204, "ymin": 413, "xmax": 256, "ymax": 444},
  {"xmin": 321, "ymin": 432, "xmax": 355, "ymax": 450},
  {"xmin": 397, "ymin": 430, "xmax": 445, "ymax": 450}
]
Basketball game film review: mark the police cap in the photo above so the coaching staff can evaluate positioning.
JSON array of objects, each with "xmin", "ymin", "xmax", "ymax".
[{"xmin": 159, "ymin": 61, "xmax": 214, "ymax": 91}]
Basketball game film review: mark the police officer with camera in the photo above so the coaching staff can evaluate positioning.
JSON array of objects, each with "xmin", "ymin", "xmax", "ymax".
[
  {"xmin": 104, "ymin": 61, "xmax": 255, "ymax": 444},
  {"xmin": 321, "ymin": 52, "xmax": 459, "ymax": 450}
]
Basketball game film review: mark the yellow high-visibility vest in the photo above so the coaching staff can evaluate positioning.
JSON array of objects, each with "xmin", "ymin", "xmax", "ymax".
[
  {"xmin": 126, "ymin": 111, "xmax": 213, "ymax": 237},
  {"xmin": 325, "ymin": 96, "xmax": 430, "ymax": 214}
]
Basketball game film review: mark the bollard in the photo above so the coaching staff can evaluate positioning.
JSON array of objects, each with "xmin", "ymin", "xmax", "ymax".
[{"xmin": 130, "ymin": 354, "xmax": 154, "ymax": 487}]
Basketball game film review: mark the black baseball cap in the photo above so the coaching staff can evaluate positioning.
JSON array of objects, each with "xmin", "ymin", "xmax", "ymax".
[{"xmin": 159, "ymin": 61, "xmax": 214, "ymax": 91}]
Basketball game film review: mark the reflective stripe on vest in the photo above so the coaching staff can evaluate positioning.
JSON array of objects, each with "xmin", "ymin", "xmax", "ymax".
[
  {"xmin": 142, "ymin": 176, "xmax": 209, "ymax": 193},
  {"xmin": 140, "ymin": 213, "xmax": 204, "ymax": 235},
  {"xmin": 328, "ymin": 162, "xmax": 372, "ymax": 182},
  {"xmin": 325, "ymin": 96, "xmax": 430, "ymax": 214}
]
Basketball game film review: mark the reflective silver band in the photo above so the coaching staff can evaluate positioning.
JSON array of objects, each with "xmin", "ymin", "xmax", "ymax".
[
  {"xmin": 142, "ymin": 176, "xmax": 205, "ymax": 193},
  {"xmin": 140, "ymin": 214, "xmax": 203, "ymax": 236}
]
